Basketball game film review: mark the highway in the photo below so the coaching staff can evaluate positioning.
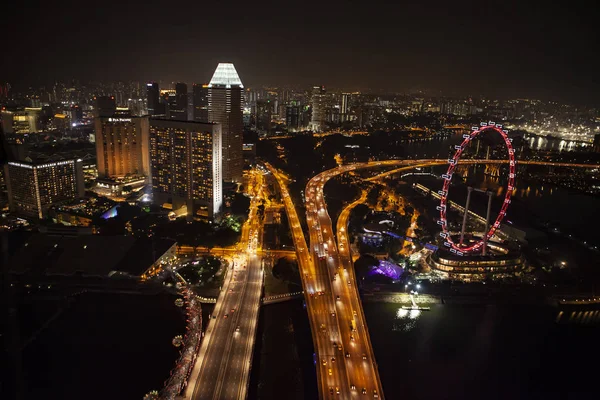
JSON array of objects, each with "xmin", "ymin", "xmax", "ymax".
[
  {"xmin": 266, "ymin": 164, "xmax": 351, "ymax": 399},
  {"xmin": 336, "ymin": 190, "xmax": 385, "ymax": 394},
  {"xmin": 185, "ymin": 169, "xmax": 265, "ymax": 400},
  {"xmin": 305, "ymin": 169, "xmax": 384, "ymax": 399},
  {"xmin": 266, "ymin": 158, "xmax": 598, "ymax": 399},
  {"xmin": 364, "ymin": 159, "xmax": 600, "ymax": 181}
]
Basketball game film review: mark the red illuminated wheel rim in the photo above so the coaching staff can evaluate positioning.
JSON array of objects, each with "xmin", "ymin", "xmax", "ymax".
[{"xmin": 438, "ymin": 123, "xmax": 516, "ymax": 255}]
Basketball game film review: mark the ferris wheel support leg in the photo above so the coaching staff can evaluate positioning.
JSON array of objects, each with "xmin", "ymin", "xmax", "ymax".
[
  {"xmin": 483, "ymin": 192, "xmax": 493, "ymax": 256},
  {"xmin": 459, "ymin": 186, "xmax": 473, "ymax": 245}
]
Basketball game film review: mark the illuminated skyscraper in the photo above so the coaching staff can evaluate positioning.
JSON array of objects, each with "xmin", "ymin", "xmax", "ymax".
[
  {"xmin": 193, "ymin": 83, "xmax": 209, "ymax": 122},
  {"xmin": 94, "ymin": 115, "xmax": 150, "ymax": 178},
  {"xmin": 310, "ymin": 85, "xmax": 326, "ymax": 132},
  {"xmin": 255, "ymin": 99, "xmax": 272, "ymax": 133},
  {"xmin": 5, "ymin": 159, "xmax": 85, "ymax": 219},
  {"xmin": 146, "ymin": 82, "xmax": 159, "ymax": 116},
  {"xmin": 171, "ymin": 82, "xmax": 188, "ymax": 120},
  {"xmin": 149, "ymin": 119, "xmax": 222, "ymax": 220},
  {"xmin": 340, "ymin": 93, "xmax": 350, "ymax": 122},
  {"xmin": 208, "ymin": 63, "xmax": 244, "ymax": 183},
  {"xmin": 286, "ymin": 104, "xmax": 301, "ymax": 131}
]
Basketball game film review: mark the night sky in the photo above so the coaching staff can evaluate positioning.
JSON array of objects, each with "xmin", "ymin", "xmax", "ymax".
[{"xmin": 3, "ymin": 0, "xmax": 598, "ymax": 103}]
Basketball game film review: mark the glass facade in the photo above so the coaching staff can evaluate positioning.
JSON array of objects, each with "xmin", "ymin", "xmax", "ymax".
[
  {"xmin": 429, "ymin": 251, "xmax": 524, "ymax": 276},
  {"xmin": 208, "ymin": 63, "xmax": 244, "ymax": 183}
]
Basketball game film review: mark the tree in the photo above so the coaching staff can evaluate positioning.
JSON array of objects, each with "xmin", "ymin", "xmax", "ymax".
[{"xmin": 230, "ymin": 193, "xmax": 251, "ymax": 217}]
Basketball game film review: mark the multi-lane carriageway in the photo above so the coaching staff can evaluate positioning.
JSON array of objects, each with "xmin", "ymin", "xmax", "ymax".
[{"xmin": 269, "ymin": 158, "xmax": 600, "ymax": 399}]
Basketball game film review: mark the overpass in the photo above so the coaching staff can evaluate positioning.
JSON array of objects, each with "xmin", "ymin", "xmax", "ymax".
[
  {"xmin": 177, "ymin": 246, "xmax": 296, "ymax": 258},
  {"xmin": 269, "ymin": 157, "xmax": 599, "ymax": 399},
  {"xmin": 335, "ymin": 188, "xmax": 387, "ymax": 392},
  {"xmin": 305, "ymin": 168, "xmax": 386, "ymax": 398},
  {"xmin": 365, "ymin": 159, "xmax": 600, "ymax": 181},
  {"xmin": 266, "ymin": 163, "xmax": 349, "ymax": 399},
  {"xmin": 261, "ymin": 291, "xmax": 305, "ymax": 305}
]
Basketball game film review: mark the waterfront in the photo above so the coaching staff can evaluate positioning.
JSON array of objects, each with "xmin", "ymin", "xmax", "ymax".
[
  {"xmin": 397, "ymin": 134, "xmax": 600, "ymax": 275},
  {"xmin": 363, "ymin": 302, "xmax": 600, "ymax": 400},
  {"xmin": 415, "ymin": 166, "xmax": 600, "ymax": 247}
]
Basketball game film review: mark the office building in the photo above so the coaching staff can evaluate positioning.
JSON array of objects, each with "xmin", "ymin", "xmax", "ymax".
[
  {"xmin": 286, "ymin": 105, "xmax": 301, "ymax": 131},
  {"xmin": 310, "ymin": 85, "xmax": 326, "ymax": 132},
  {"xmin": 340, "ymin": 93, "xmax": 350, "ymax": 122},
  {"xmin": 94, "ymin": 115, "xmax": 150, "ymax": 178},
  {"xmin": 127, "ymin": 98, "xmax": 147, "ymax": 116},
  {"xmin": 169, "ymin": 82, "xmax": 188, "ymax": 120},
  {"xmin": 255, "ymin": 99, "xmax": 272, "ymax": 133},
  {"xmin": 1, "ymin": 108, "xmax": 39, "ymax": 134},
  {"xmin": 5, "ymin": 159, "xmax": 85, "ymax": 219},
  {"xmin": 166, "ymin": 92, "xmax": 178, "ymax": 118},
  {"xmin": 94, "ymin": 96, "xmax": 117, "ymax": 117},
  {"xmin": 208, "ymin": 63, "xmax": 244, "ymax": 183},
  {"xmin": 149, "ymin": 119, "xmax": 222, "ymax": 220},
  {"xmin": 193, "ymin": 83, "xmax": 209, "ymax": 122},
  {"xmin": 146, "ymin": 82, "xmax": 159, "ymax": 116}
]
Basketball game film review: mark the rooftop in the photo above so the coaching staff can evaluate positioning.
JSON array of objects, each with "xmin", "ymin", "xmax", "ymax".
[
  {"xmin": 208, "ymin": 63, "xmax": 243, "ymax": 88},
  {"xmin": 9, "ymin": 234, "xmax": 176, "ymax": 277}
]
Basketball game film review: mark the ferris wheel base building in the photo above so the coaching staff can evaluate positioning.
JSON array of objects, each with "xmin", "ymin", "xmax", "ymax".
[{"xmin": 428, "ymin": 243, "xmax": 525, "ymax": 281}]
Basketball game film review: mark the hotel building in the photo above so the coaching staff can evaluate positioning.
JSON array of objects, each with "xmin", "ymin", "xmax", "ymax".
[
  {"xmin": 94, "ymin": 115, "xmax": 150, "ymax": 178},
  {"xmin": 5, "ymin": 159, "xmax": 85, "ymax": 219},
  {"xmin": 149, "ymin": 119, "xmax": 222, "ymax": 220}
]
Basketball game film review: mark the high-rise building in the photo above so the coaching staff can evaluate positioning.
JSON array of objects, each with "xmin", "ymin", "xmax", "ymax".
[
  {"xmin": 127, "ymin": 98, "xmax": 147, "ymax": 116},
  {"xmin": 146, "ymin": 82, "xmax": 159, "ymax": 116},
  {"xmin": 94, "ymin": 115, "xmax": 150, "ymax": 178},
  {"xmin": 1, "ymin": 108, "xmax": 39, "ymax": 134},
  {"xmin": 171, "ymin": 82, "xmax": 188, "ymax": 120},
  {"xmin": 94, "ymin": 96, "xmax": 117, "ymax": 117},
  {"xmin": 5, "ymin": 159, "xmax": 85, "ymax": 219},
  {"xmin": 207, "ymin": 63, "xmax": 244, "ymax": 183},
  {"xmin": 149, "ymin": 119, "xmax": 222, "ymax": 220},
  {"xmin": 310, "ymin": 86, "xmax": 326, "ymax": 132},
  {"xmin": 255, "ymin": 99, "xmax": 272, "ymax": 133},
  {"xmin": 340, "ymin": 93, "xmax": 350, "ymax": 122},
  {"xmin": 286, "ymin": 105, "xmax": 301, "ymax": 131},
  {"xmin": 166, "ymin": 93, "xmax": 178, "ymax": 119},
  {"xmin": 193, "ymin": 84, "xmax": 209, "ymax": 122}
]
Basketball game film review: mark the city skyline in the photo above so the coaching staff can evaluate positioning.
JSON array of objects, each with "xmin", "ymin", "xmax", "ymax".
[
  {"xmin": 3, "ymin": 2, "xmax": 600, "ymax": 399},
  {"xmin": 3, "ymin": 1, "xmax": 599, "ymax": 105}
]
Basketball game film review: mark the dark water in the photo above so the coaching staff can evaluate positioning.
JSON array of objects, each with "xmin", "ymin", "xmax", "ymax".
[
  {"xmin": 416, "ymin": 168, "xmax": 600, "ymax": 247},
  {"xmin": 402, "ymin": 134, "xmax": 600, "ymax": 246},
  {"xmin": 364, "ymin": 302, "xmax": 600, "ymax": 400},
  {"xmin": 363, "ymin": 135, "xmax": 600, "ymax": 398},
  {"xmin": 20, "ymin": 292, "xmax": 186, "ymax": 400},
  {"xmin": 248, "ymin": 300, "xmax": 317, "ymax": 400},
  {"xmin": 526, "ymin": 136, "xmax": 591, "ymax": 152}
]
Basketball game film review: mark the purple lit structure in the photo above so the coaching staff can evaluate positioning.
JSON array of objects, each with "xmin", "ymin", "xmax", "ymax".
[{"xmin": 368, "ymin": 260, "xmax": 403, "ymax": 280}]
